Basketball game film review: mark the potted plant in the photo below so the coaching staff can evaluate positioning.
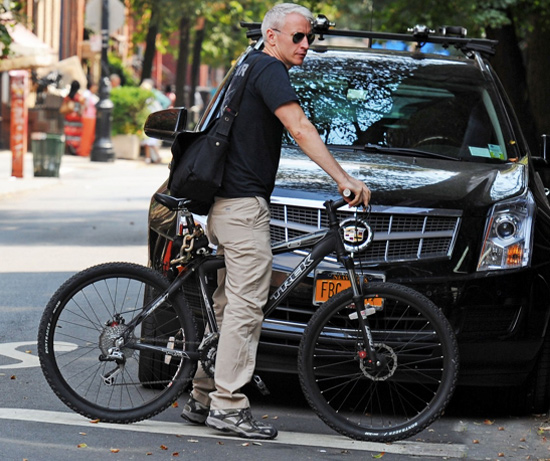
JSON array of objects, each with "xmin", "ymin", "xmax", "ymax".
[{"xmin": 110, "ymin": 86, "xmax": 153, "ymax": 159}]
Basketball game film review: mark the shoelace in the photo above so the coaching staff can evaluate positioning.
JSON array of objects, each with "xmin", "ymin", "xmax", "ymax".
[{"xmin": 238, "ymin": 409, "xmax": 265, "ymax": 430}]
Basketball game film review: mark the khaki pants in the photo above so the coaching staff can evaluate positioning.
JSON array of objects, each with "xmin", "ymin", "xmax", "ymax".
[{"xmin": 190, "ymin": 196, "xmax": 272, "ymax": 410}]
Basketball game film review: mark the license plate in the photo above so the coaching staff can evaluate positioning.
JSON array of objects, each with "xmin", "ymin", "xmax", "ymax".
[{"xmin": 313, "ymin": 270, "xmax": 385, "ymax": 305}]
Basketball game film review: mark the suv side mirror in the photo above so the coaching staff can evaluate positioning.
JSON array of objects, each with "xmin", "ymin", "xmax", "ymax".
[{"xmin": 144, "ymin": 107, "xmax": 188, "ymax": 141}]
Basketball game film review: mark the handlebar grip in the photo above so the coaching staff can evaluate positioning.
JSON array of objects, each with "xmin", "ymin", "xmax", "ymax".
[{"xmin": 343, "ymin": 188, "xmax": 355, "ymax": 200}]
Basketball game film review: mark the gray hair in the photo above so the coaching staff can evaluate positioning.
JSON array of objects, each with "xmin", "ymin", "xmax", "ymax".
[{"xmin": 261, "ymin": 3, "xmax": 314, "ymax": 39}]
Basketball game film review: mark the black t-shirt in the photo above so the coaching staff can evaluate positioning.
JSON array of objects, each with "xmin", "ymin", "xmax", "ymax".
[{"xmin": 217, "ymin": 50, "xmax": 298, "ymax": 202}]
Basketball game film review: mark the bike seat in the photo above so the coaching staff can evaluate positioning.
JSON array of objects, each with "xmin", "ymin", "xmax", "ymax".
[{"xmin": 154, "ymin": 193, "xmax": 193, "ymax": 211}]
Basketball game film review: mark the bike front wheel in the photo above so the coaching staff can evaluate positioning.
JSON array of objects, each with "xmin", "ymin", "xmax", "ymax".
[
  {"xmin": 37, "ymin": 262, "xmax": 198, "ymax": 423},
  {"xmin": 298, "ymin": 282, "xmax": 459, "ymax": 442}
]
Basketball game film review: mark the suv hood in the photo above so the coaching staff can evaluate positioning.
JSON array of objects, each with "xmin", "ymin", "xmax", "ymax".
[{"xmin": 275, "ymin": 147, "xmax": 527, "ymax": 211}]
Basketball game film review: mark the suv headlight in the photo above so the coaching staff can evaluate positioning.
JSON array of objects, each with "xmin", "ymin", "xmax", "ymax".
[{"xmin": 477, "ymin": 191, "xmax": 535, "ymax": 271}]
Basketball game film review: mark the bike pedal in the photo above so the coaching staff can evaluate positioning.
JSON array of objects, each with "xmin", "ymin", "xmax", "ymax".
[{"xmin": 253, "ymin": 374, "xmax": 270, "ymax": 396}]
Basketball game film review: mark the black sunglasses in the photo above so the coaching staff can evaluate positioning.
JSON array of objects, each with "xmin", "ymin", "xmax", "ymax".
[{"xmin": 272, "ymin": 28, "xmax": 315, "ymax": 45}]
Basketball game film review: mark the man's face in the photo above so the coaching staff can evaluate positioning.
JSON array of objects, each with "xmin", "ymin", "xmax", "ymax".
[{"xmin": 266, "ymin": 13, "xmax": 313, "ymax": 69}]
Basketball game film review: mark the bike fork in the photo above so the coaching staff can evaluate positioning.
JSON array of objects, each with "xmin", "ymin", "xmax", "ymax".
[{"xmin": 347, "ymin": 267, "xmax": 380, "ymax": 366}]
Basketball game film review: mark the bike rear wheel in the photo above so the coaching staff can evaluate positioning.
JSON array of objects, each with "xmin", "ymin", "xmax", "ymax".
[
  {"xmin": 37, "ymin": 262, "xmax": 198, "ymax": 423},
  {"xmin": 298, "ymin": 282, "xmax": 459, "ymax": 442}
]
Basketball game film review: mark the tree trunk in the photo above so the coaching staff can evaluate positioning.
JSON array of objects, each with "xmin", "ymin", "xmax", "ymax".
[
  {"xmin": 175, "ymin": 16, "xmax": 190, "ymax": 111},
  {"xmin": 140, "ymin": 9, "xmax": 159, "ymax": 83},
  {"xmin": 190, "ymin": 17, "xmax": 206, "ymax": 112},
  {"xmin": 486, "ymin": 15, "xmax": 538, "ymax": 153},
  {"xmin": 526, "ymin": 14, "xmax": 550, "ymax": 152}
]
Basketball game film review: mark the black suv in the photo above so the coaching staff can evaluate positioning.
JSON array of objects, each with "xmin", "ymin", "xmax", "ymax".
[{"xmin": 145, "ymin": 19, "xmax": 550, "ymax": 412}]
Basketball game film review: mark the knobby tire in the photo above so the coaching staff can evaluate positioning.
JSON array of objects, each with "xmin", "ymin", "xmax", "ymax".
[{"xmin": 298, "ymin": 282, "xmax": 459, "ymax": 442}]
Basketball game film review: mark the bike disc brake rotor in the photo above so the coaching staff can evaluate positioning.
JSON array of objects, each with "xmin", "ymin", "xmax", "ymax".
[{"xmin": 360, "ymin": 343, "xmax": 398, "ymax": 381}]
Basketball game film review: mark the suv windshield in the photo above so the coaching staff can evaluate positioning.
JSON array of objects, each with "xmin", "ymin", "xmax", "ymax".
[{"xmin": 283, "ymin": 50, "xmax": 515, "ymax": 162}]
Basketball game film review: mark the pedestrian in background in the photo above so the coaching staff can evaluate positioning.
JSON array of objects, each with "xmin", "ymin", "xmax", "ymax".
[
  {"xmin": 60, "ymin": 80, "xmax": 83, "ymax": 155},
  {"xmin": 140, "ymin": 79, "xmax": 164, "ymax": 163},
  {"xmin": 142, "ymin": 78, "xmax": 171, "ymax": 109},
  {"xmin": 164, "ymin": 84, "xmax": 176, "ymax": 107},
  {"xmin": 110, "ymin": 73, "xmax": 121, "ymax": 88},
  {"xmin": 79, "ymin": 80, "xmax": 99, "ymax": 157}
]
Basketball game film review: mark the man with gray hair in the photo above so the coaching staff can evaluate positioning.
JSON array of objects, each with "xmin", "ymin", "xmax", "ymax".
[{"xmin": 179, "ymin": 3, "xmax": 370, "ymax": 440}]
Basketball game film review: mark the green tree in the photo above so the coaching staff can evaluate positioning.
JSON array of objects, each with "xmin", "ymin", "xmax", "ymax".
[
  {"xmin": 127, "ymin": 0, "xmax": 185, "ymax": 82},
  {"xmin": 0, "ymin": 2, "xmax": 25, "ymax": 58}
]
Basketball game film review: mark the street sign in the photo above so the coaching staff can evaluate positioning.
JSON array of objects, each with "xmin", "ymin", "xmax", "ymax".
[{"xmin": 85, "ymin": 0, "xmax": 125, "ymax": 33}]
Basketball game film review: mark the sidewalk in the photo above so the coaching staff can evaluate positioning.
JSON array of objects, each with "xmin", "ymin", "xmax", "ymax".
[{"xmin": 0, "ymin": 147, "xmax": 172, "ymax": 198}]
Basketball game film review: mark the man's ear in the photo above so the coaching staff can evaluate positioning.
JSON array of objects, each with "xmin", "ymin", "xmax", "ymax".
[{"xmin": 265, "ymin": 28, "xmax": 277, "ymax": 46}]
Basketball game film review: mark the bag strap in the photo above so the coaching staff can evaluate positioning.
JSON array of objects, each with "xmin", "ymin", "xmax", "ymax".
[{"xmin": 215, "ymin": 54, "xmax": 261, "ymax": 138}]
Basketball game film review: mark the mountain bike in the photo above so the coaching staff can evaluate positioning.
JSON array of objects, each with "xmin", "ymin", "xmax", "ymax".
[{"xmin": 37, "ymin": 192, "xmax": 459, "ymax": 442}]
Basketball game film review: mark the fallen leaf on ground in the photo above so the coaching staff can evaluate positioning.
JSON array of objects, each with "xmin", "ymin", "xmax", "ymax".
[
  {"xmin": 472, "ymin": 439, "xmax": 480, "ymax": 444},
  {"xmin": 372, "ymin": 453, "xmax": 385, "ymax": 459},
  {"xmin": 483, "ymin": 419, "xmax": 494, "ymax": 425},
  {"xmin": 160, "ymin": 445, "xmax": 168, "ymax": 450},
  {"xmin": 77, "ymin": 443, "xmax": 87, "ymax": 448},
  {"xmin": 89, "ymin": 419, "xmax": 100, "ymax": 424},
  {"xmin": 110, "ymin": 448, "xmax": 120, "ymax": 453}
]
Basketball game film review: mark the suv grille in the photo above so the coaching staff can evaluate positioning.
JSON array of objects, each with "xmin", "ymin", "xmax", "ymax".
[{"xmin": 269, "ymin": 202, "xmax": 461, "ymax": 264}]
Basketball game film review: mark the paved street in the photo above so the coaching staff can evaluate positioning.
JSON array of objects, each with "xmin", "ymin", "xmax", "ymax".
[{"xmin": 1, "ymin": 149, "xmax": 550, "ymax": 460}]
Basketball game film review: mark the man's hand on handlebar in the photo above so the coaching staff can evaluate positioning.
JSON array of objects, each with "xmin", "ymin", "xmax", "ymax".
[{"xmin": 340, "ymin": 178, "xmax": 371, "ymax": 208}]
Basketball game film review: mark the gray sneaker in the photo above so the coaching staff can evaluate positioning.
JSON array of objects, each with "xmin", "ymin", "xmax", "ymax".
[
  {"xmin": 205, "ymin": 408, "xmax": 278, "ymax": 439},
  {"xmin": 181, "ymin": 397, "xmax": 209, "ymax": 424}
]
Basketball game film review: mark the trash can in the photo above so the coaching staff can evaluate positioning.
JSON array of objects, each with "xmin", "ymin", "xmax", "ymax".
[{"xmin": 31, "ymin": 133, "xmax": 65, "ymax": 177}]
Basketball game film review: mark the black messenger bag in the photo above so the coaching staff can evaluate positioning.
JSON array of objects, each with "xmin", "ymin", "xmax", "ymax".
[{"xmin": 168, "ymin": 56, "xmax": 258, "ymax": 214}]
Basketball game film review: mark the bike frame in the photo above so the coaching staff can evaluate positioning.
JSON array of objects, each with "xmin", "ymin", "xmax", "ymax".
[{"xmin": 129, "ymin": 197, "xmax": 379, "ymax": 364}]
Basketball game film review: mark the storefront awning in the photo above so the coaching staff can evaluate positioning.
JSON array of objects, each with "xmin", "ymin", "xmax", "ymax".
[{"xmin": 0, "ymin": 22, "xmax": 57, "ymax": 72}]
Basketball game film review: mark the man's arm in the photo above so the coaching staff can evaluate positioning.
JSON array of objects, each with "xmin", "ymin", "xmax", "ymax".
[{"xmin": 274, "ymin": 101, "xmax": 371, "ymax": 207}]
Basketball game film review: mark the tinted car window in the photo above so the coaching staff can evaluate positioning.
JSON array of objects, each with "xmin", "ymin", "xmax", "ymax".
[{"xmin": 283, "ymin": 50, "xmax": 515, "ymax": 162}]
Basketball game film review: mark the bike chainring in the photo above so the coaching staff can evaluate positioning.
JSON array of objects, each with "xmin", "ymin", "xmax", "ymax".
[{"xmin": 198, "ymin": 332, "xmax": 219, "ymax": 378}]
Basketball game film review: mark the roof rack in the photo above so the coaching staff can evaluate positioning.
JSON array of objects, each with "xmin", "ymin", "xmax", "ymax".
[{"xmin": 240, "ymin": 16, "xmax": 498, "ymax": 58}]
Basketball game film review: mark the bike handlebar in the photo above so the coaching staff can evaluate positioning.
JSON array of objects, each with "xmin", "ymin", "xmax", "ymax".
[{"xmin": 326, "ymin": 189, "xmax": 354, "ymax": 210}]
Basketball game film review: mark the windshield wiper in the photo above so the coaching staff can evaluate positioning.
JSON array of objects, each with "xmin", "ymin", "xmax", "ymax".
[{"xmin": 362, "ymin": 143, "xmax": 460, "ymax": 161}]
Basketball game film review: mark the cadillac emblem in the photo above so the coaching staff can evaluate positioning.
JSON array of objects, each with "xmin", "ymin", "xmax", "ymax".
[{"xmin": 340, "ymin": 218, "xmax": 373, "ymax": 253}]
